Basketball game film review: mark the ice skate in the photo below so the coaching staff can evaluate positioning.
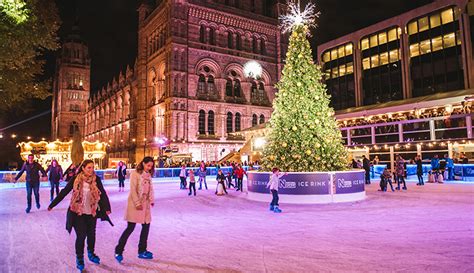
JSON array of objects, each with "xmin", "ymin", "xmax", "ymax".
[{"xmin": 87, "ymin": 250, "xmax": 100, "ymax": 264}]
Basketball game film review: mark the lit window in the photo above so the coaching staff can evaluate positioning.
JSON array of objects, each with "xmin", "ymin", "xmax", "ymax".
[
  {"xmin": 379, "ymin": 52, "xmax": 389, "ymax": 65},
  {"xmin": 323, "ymin": 52, "xmax": 330, "ymax": 62},
  {"xmin": 378, "ymin": 32, "xmax": 387, "ymax": 45},
  {"xmin": 339, "ymin": 65, "xmax": 346, "ymax": 77},
  {"xmin": 370, "ymin": 55, "xmax": 379, "ymax": 68},
  {"xmin": 345, "ymin": 43, "xmax": 353, "ymax": 56},
  {"xmin": 408, "ymin": 21, "xmax": 418, "ymax": 35},
  {"xmin": 331, "ymin": 49, "xmax": 338, "ymax": 60},
  {"xmin": 410, "ymin": 44, "xmax": 420, "ymax": 57},
  {"xmin": 420, "ymin": 39, "xmax": 431, "ymax": 54},
  {"xmin": 362, "ymin": 58, "xmax": 370, "ymax": 70},
  {"xmin": 388, "ymin": 28, "xmax": 397, "ymax": 42},
  {"xmin": 431, "ymin": 36, "xmax": 443, "ymax": 52},
  {"xmin": 369, "ymin": 35, "xmax": 378, "ymax": 48},
  {"xmin": 441, "ymin": 8, "xmax": 454, "ymax": 24},
  {"xmin": 331, "ymin": 67, "xmax": 338, "ymax": 78},
  {"xmin": 360, "ymin": 38, "xmax": 369, "ymax": 50},
  {"xmin": 418, "ymin": 17, "xmax": 429, "ymax": 32},
  {"xmin": 443, "ymin": 33, "xmax": 456, "ymax": 48},
  {"xmin": 338, "ymin": 46, "xmax": 345, "ymax": 58},
  {"xmin": 346, "ymin": 62, "xmax": 354, "ymax": 74},
  {"xmin": 389, "ymin": 49, "xmax": 399, "ymax": 63},
  {"xmin": 325, "ymin": 69, "xmax": 331, "ymax": 79},
  {"xmin": 430, "ymin": 14, "xmax": 441, "ymax": 28}
]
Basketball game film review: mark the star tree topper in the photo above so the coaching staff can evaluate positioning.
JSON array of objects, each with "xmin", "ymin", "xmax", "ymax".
[{"xmin": 279, "ymin": 1, "xmax": 320, "ymax": 34}]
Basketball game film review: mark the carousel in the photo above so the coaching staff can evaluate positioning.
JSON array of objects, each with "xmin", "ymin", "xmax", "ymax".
[{"xmin": 17, "ymin": 140, "xmax": 107, "ymax": 169}]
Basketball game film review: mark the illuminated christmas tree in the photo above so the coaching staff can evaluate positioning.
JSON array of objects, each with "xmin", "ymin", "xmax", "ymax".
[{"xmin": 262, "ymin": 2, "xmax": 348, "ymax": 172}]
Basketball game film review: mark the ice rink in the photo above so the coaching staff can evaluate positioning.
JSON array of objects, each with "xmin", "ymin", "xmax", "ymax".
[{"xmin": 0, "ymin": 179, "xmax": 473, "ymax": 273}]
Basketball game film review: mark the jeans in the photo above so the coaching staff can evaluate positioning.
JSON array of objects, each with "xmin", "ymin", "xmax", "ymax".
[
  {"xmin": 417, "ymin": 172, "xmax": 424, "ymax": 185},
  {"xmin": 118, "ymin": 178, "xmax": 125, "ymax": 188},
  {"xmin": 198, "ymin": 176, "xmax": 207, "ymax": 190},
  {"xmin": 236, "ymin": 178, "xmax": 243, "ymax": 191},
  {"xmin": 396, "ymin": 175, "xmax": 407, "ymax": 189},
  {"xmin": 115, "ymin": 222, "xmax": 151, "ymax": 255},
  {"xmin": 270, "ymin": 190, "xmax": 279, "ymax": 206},
  {"xmin": 364, "ymin": 169, "xmax": 370, "ymax": 184},
  {"xmin": 73, "ymin": 214, "xmax": 97, "ymax": 258},
  {"xmin": 189, "ymin": 183, "xmax": 196, "ymax": 195},
  {"xmin": 26, "ymin": 182, "xmax": 40, "ymax": 209},
  {"xmin": 179, "ymin": 177, "xmax": 187, "ymax": 189},
  {"xmin": 227, "ymin": 177, "xmax": 235, "ymax": 188},
  {"xmin": 50, "ymin": 180, "xmax": 59, "ymax": 201}
]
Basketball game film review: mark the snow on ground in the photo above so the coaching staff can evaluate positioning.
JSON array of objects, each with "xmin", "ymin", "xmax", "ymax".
[{"xmin": 0, "ymin": 179, "xmax": 473, "ymax": 273}]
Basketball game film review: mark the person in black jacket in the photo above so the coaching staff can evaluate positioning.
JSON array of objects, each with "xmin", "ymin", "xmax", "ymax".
[
  {"xmin": 362, "ymin": 155, "xmax": 371, "ymax": 185},
  {"xmin": 46, "ymin": 159, "xmax": 63, "ymax": 201},
  {"xmin": 48, "ymin": 159, "xmax": 112, "ymax": 271},
  {"xmin": 63, "ymin": 163, "xmax": 77, "ymax": 182},
  {"xmin": 14, "ymin": 154, "xmax": 47, "ymax": 213},
  {"xmin": 115, "ymin": 161, "xmax": 127, "ymax": 192},
  {"xmin": 215, "ymin": 169, "xmax": 228, "ymax": 195},
  {"xmin": 415, "ymin": 155, "xmax": 424, "ymax": 186}
]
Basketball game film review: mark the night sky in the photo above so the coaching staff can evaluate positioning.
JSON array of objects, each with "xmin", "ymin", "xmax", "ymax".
[{"xmin": 0, "ymin": 0, "xmax": 433, "ymax": 168}]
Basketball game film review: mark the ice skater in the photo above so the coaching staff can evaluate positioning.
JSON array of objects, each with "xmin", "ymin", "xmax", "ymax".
[
  {"xmin": 226, "ymin": 171, "xmax": 235, "ymax": 189},
  {"xmin": 115, "ymin": 161, "xmax": 127, "ymax": 192},
  {"xmin": 179, "ymin": 165, "xmax": 187, "ymax": 189},
  {"xmin": 14, "ymin": 154, "xmax": 47, "ymax": 213},
  {"xmin": 235, "ymin": 164, "xmax": 247, "ymax": 192},
  {"xmin": 48, "ymin": 160, "xmax": 112, "ymax": 271},
  {"xmin": 380, "ymin": 168, "xmax": 394, "ymax": 192},
  {"xmin": 115, "ymin": 156, "xmax": 155, "ymax": 263},
  {"xmin": 215, "ymin": 169, "xmax": 228, "ymax": 195},
  {"xmin": 63, "ymin": 163, "xmax": 78, "ymax": 182},
  {"xmin": 197, "ymin": 164, "xmax": 207, "ymax": 190},
  {"xmin": 46, "ymin": 159, "xmax": 63, "ymax": 201},
  {"xmin": 188, "ymin": 169, "xmax": 196, "ymax": 196},
  {"xmin": 415, "ymin": 155, "xmax": 424, "ymax": 186},
  {"xmin": 266, "ymin": 167, "xmax": 287, "ymax": 213},
  {"xmin": 395, "ymin": 154, "xmax": 407, "ymax": 190}
]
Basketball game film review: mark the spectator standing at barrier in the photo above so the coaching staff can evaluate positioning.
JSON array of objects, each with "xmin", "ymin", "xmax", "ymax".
[
  {"xmin": 15, "ymin": 154, "xmax": 47, "ymax": 213},
  {"xmin": 372, "ymin": 156, "xmax": 380, "ymax": 165},
  {"xmin": 235, "ymin": 164, "xmax": 247, "ymax": 192},
  {"xmin": 179, "ymin": 165, "xmax": 187, "ymax": 189},
  {"xmin": 46, "ymin": 159, "xmax": 63, "ymax": 201},
  {"xmin": 351, "ymin": 159, "xmax": 359, "ymax": 168},
  {"xmin": 460, "ymin": 153, "xmax": 468, "ymax": 164},
  {"xmin": 395, "ymin": 154, "xmax": 407, "ymax": 190},
  {"xmin": 445, "ymin": 154, "xmax": 454, "ymax": 180},
  {"xmin": 439, "ymin": 156, "xmax": 447, "ymax": 181},
  {"xmin": 362, "ymin": 155, "xmax": 371, "ymax": 185},
  {"xmin": 115, "ymin": 161, "xmax": 127, "ymax": 192},
  {"xmin": 431, "ymin": 155, "xmax": 440, "ymax": 183},
  {"xmin": 415, "ymin": 155, "xmax": 424, "ymax": 186}
]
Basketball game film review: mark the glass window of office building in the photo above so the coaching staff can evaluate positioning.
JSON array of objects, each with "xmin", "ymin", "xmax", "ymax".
[
  {"xmin": 408, "ymin": 7, "xmax": 464, "ymax": 97},
  {"xmin": 360, "ymin": 27, "xmax": 403, "ymax": 106},
  {"xmin": 321, "ymin": 42, "xmax": 355, "ymax": 110}
]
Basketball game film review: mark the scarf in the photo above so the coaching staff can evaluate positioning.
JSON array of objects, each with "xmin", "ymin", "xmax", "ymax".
[
  {"xmin": 69, "ymin": 172, "xmax": 101, "ymax": 216},
  {"xmin": 137, "ymin": 172, "xmax": 152, "ymax": 200}
]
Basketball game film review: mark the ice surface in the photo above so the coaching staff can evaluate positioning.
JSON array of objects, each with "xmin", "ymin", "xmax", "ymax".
[{"xmin": 0, "ymin": 179, "xmax": 473, "ymax": 273}]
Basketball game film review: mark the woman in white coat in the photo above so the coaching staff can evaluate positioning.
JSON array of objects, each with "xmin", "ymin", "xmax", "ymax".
[{"xmin": 115, "ymin": 156, "xmax": 155, "ymax": 262}]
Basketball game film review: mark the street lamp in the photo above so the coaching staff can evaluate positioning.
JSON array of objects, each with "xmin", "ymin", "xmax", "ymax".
[{"xmin": 243, "ymin": 60, "xmax": 263, "ymax": 80}]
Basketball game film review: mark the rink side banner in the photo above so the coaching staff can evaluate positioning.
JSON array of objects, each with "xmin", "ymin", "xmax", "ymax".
[
  {"xmin": 333, "ymin": 171, "xmax": 365, "ymax": 194},
  {"xmin": 247, "ymin": 172, "xmax": 330, "ymax": 195}
]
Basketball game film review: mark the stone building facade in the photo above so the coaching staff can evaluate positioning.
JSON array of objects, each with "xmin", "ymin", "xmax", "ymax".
[{"xmin": 53, "ymin": 0, "xmax": 287, "ymax": 163}]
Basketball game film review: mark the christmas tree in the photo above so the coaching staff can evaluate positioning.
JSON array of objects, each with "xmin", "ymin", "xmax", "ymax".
[{"xmin": 262, "ymin": 2, "xmax": 348, "ymax": 172}]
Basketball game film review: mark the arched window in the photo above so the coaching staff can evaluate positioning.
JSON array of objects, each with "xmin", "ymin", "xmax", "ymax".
[
  {"xmin": 209, "ymin": 28, "xmax": 215, "ymax": 45},
  {"xmin": 233, "ymin": 79, "xmax": 241, "ymax": 97},
  {"xmin": 258, "ymin": 82, "xmax": 265, "ymax": 101},
  {"xmin": 69, "ymin": 121, "xmax": 79, "ymax": 136},
  {"xmin": 226, "ymin": 112, "xmax": 233, "ymax": 133},
  {"xmin": 252, "ymin": 37, "xmax": 258, "ymax": 53},
  {"xmin": 251, "ymin": 82, "xmax": 258, "ymax": 101},
  {"xmin": 199, "ymin": 25, "xmax": 206, "ymax": 43},
  {"xmin": 259, "ymin": 114, "xmax": 265, "ymax": 124},
  {"xmin": 198, "ymin": 110, "xmax": 206, "ymax": 135},
  {"xmin": 235, "ymin": 112, "xmax": 241, "ymax": 132},
  {"xmin": 227, "ymin": 31, "xmax": 233, "ymax": 49},
  {"xmin": 207, "ymin": 75, "xmax": 216, "ymax": 95},
  {"xmin": 198, "ymin": 74, "xmax": 206, "ymax": 94},
  {"xmin": 208, "ymin": 110, "xmax": 215, "ymax": 135},
  {"xmin": 260, "ymin": 38, "xmax": 266, "ymax": 55},
  {"xmin": 225, "ymin": 79, "xmax": 233, "ymax": 97},
  {"xmin": 236, "ymin": 33, "xmax": 242, "ymax": 50},
  {"xmin": 252, "ymin": 114, "xmax": 258, "ymax": 127}
]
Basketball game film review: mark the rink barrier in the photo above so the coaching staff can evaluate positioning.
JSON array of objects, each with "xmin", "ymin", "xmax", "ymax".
[
  {"xmin": 0, "ymin": 166, "xmax": 256, "ymax": 183},
  {"xmin": 247, "ymin": 170, "xmax": 366, "ymax": 204}
]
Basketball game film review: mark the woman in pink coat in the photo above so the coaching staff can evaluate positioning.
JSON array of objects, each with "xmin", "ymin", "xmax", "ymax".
[{"xmin": 115, "ymin": 157, "xmax": 155, "ymax": 262}]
